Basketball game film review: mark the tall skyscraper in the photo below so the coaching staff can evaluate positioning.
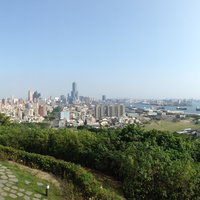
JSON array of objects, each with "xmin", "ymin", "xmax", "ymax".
[
  {"xmin": 69, "ymin": 82, "xmax": 79, "ymax": 104},
  {"xmin": 72, "ymin": 82, "xmax": 77, "ymax": 92},
  {"xmin": 102, "ymin": 95, "xmax": 106, "ymax": 101},
  {"xmin": 28, "ymin": 90, "xmax": 33, "ymax": 102}
]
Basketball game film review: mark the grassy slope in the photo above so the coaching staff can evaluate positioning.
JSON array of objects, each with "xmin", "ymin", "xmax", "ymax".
[
  {"xmin": 144, "ymin": 119, "xmax": 200, "ymax": 132},
  {"xmin": 1, "ymin": 160, "xmax": 125, "ymax": 200},
  {"xmin": 1, "ymin": 160, "xmax": 65, "ymax": 200}
]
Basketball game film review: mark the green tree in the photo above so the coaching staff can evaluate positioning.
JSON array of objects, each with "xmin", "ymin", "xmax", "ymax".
[{"xmin": 0, "ymin": 113, "xmax": 10, "ymax": 125}]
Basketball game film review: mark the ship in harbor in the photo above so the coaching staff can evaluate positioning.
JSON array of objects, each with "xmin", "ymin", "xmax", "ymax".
[{"xmin": 176, "ymin": 106, "xmax": 187, "ymax": 110}]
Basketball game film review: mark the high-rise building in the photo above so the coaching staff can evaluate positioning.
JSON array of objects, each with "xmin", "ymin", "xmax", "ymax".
[
  {"xmin": 72, "ymin": 82, "xmax": 77, "ymax": 92},
  {"xmin": 33, "ymin": 91, "xmax": 41, "ymax": 102},
  {"xmin": 2, "ymin": 98, "xmax": 6, "ymax": 105},
  {"xmin": 120, "ymin": 104, "xmax": 125, "ymax": 116},
  {"xmin": 28, "ymin": 90, "xmax": 33, "ymax": 102},
  {"xmin": 95, "ymin": 105, "xmax": 103, "ymax": 121},
  {"xmin": 60, "ymin": 95, "xmax": 67, "ymax": 104},
  {"xmin": 95, "ymin": 104, "xmax": 125, "ymax": 120},
  {"xmin": 102, "ymin": 95, "xmax": 106, "ymax": 101},
  {"xmin": 68, "ymin": 82, "xmax": 79, "ymax": 104}
]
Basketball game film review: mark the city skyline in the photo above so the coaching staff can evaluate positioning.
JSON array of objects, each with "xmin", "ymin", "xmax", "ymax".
[
  {"xmin": 1, "ymin": 1, "xmax": 200, "ymax": 99},
  {"xmin": 1, "ymin": 85, "xmax": 200, "ymax": 101}
]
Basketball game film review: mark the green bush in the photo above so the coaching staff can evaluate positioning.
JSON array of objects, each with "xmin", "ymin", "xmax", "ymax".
[
  {"xmin": 1, "ymin": 124, "xmax": 200, "ymax": 199},
  {"xmin": 0, "ymin": 145, "xmax": 123, "ymax": 200}
]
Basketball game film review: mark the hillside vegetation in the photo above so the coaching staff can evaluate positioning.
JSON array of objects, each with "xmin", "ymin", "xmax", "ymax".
[
  {"xmin": 0, "ymin": 119, "xmax": 200, "ymax": 199},
  {"xmin": 145, "ymin": 119, "xmax": 200, "ymax": 132},
  {"xmin": 0, "ymin": 160, "xmax": 64, "ymax": 200}
]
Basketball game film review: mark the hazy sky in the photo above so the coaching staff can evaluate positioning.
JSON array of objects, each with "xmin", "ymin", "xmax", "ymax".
[{"xmin": 0, "ymin": 0, "xmax": 200, "ymax": 99}]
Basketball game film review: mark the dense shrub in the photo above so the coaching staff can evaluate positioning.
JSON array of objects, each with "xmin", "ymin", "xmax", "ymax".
[
  {"xmin": 0, "ymin": 124, "xmax": 200, "ymax": 199},
  {"xmin": 0, "ymin": 145, "xmax": 123, "ymax": 200}
]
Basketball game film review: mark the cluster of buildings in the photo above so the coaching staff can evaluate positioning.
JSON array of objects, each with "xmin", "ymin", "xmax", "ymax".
[
  {"xmin": 57, "ymin": 104, "xmax": 95, "ymax": 127},
  {"xmin": 2, "ymin": 82, "xmax": 199, "ymax": 130},
  {"xmin": 2, "ymin": 82, "xmax": 199, "ymax": 132},
  {"xmin": 53, "ymin": 83, "xmax": 129, "ymax": 128},
  {"xmin": 0, "ymin": 82, "xmax": 137, "ymax": 128},
  {"xmin": 0, "ymin": 93, "xmax": 52, "ymax": 123}
]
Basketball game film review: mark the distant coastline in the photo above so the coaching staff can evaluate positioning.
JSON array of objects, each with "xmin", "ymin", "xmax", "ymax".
[{"xmin": 132, "ymin": 101, "xmax": 200, "ymax": 115}]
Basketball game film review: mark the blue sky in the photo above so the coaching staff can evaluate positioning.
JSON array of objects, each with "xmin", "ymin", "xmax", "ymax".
[{"xmin": 0, "ymin": 0, "xmax": 200, "ymax": 99}]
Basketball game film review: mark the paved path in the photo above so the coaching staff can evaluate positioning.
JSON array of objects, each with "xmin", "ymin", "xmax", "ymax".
[{"xmin": 0, "ymin": 163, "xmax": 47, "ymax": 200}]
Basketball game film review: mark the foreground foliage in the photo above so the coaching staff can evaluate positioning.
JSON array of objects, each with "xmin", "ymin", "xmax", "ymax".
[
  {"xmin": 0, "ymin": 123, "xmax": 200, "ymax": 199},
  {"xmin": 1, "ymin": 160, "xmax": 64, "ymax": 200},
  {"xmin": 0, "ymin": 145, "xmax": 123, "ymax": 200}
]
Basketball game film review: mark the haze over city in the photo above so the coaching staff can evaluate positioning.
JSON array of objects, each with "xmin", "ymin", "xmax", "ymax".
[
  {"xmin": 1, "ymin": 2, "xmax": 200, "ymax": 199},
  {"xmin": 0, "ymin": 0, "xmax": 200, "ymax": 99}
]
